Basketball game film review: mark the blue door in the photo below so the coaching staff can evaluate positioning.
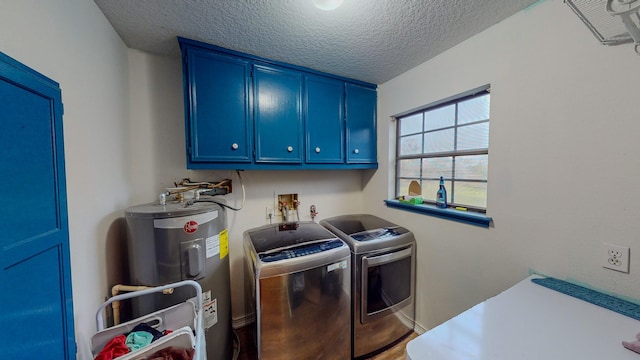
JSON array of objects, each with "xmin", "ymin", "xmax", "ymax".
[{"xmin": 0, "ymin": 53, "xmax": 76, "ymax": 358}]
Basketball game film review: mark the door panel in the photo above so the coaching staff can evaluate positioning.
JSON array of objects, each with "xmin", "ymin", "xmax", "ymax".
[
  {"xmin": 0, "ymin": 52, "xmax": 75, "ymax": 359},
  {"xmin": 0, "ymin": 79, "xmax": 59, "ymax": 257},
  {"xmin": 345, "ymin": 83, "xmax": 377, "ymax": 164},
  {"xmin": 305, "ymin": 75, "xmax": 344, "ymax": 163},
  {"xmin": 254, "ymin": 64, "xmax": 303, "ymax": 163},
  {"xmin": 186, "ymin": 48, "xmax": 252, "ymax": 163},
  {"xmin": 4, "ymin": 247, "xmax": 67, "ymax": 358}
]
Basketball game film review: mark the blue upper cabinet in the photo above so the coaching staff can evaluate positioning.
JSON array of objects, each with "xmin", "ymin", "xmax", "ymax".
[
  {"xmin": 179, "ymin": 37, "xmax": 378, "ymax": 170},
  {"xmin": 346, "ymin": 83, "xmax": 377, "ymax": 164},
  {"xmin": 254, "ymin": 65, "xmax": 303, "ymax": 163},
  {"xmin": 305, "ymin": 75, "xmax": 344, "ymax": 164},
  {"xmin": 183, "ymin": 46, "xmax": 252, "ymax": 163}
]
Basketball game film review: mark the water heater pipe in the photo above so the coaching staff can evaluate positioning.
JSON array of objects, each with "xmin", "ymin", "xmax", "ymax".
[{"xmin": 110, "ymin": 284, "xmax": 174, "ymax": 325}]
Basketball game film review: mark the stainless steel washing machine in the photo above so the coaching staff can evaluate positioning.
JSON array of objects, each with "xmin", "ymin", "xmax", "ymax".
[
  {"xmin": 244, "ymin": 221, "xmax": 351, "ymax": 360},
  {"xmin": 320, "ymin": 214, "xmax": 416, "ymax": 359}
]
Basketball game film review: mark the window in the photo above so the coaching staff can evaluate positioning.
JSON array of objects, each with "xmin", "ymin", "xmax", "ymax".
[{"xmin": 395, "ymin": 86, "xmax": 490, "ymax": 212}]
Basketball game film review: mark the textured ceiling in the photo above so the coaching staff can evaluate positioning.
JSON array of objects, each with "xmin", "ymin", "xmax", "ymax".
[{"xmin": 94, "ymin": 0, "xmax": 538, "ymax": 84}]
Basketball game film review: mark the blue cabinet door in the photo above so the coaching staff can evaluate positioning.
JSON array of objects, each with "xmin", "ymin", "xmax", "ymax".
[
  {"xmin": 0, "ymin": 53, "xmax": 75, "ymax": 358},
  {"xmin": 305, "ymin": 75, "xmax": 344, "ymax": 163},
  {"xmin": 185, "ymin": 48, "xmax": 252, "ymax": 163},
  {"xmin": 346, "ymin": 83, "xmax": 377, "ymax": 164},
  {"xmin": 254, "ymin": 65, "xmax": 303, "ymax": 163}
]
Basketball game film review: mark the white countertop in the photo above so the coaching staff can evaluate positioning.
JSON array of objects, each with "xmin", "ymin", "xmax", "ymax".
[{"xmin": 407, "ymin": 275, "xmax": 640, "ymax": 359}]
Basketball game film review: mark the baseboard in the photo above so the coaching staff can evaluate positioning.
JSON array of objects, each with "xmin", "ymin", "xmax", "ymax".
[
  {"xmin": 413, "ymin": 321, "xmax": 428, "ymax": 335},
  {"xmin": 232, "ymin": 313, "xmax": 254, "ymax": 329}
]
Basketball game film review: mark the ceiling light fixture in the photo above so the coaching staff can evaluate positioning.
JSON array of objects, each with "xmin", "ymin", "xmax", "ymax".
[{"xmin": 313, "ymin": 0, "xmax": 344, "ymax": 11}]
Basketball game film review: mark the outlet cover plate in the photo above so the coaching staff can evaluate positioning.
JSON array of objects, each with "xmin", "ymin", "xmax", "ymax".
[
  {"xmin": 602, "ymin": 243, "xmax": 630, "ymax": 273},
  {"xmin": 265, "ymin": 205, "xmax": 275, "ymax": 220}
]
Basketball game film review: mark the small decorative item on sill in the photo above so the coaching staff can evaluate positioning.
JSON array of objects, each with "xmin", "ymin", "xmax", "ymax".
[
  {"xmin": 436, "ymin": 176, "xmax": 447, "ymax": 208},
  {"xmin": 404, "ymin": 180, "xmax": 423, "ymax": 204}
]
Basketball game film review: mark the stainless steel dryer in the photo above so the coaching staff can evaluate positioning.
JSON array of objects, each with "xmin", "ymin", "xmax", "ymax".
[
  {"xmin": 244, "ymin": 221, "xmax": 351, "ymax": 360},
  {"xmin": 320, "ymin": 214, "xmax": 416, "ymax": 359}
]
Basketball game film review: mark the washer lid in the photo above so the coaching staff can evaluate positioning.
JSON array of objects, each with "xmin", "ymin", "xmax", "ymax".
[
  {"xmin": 246, "ymin": 221, "xmax": 339, "ymax": 253},
  {"xmin": 321, "ymin": 214, "xmax": 398, "ymax": 236},
  {"xmin": 350, "ymin": 227, "xmax": 407, "ymax": 242},
  {"xmin": 320, "ymin": 214, "xmax": 415, "ymax": 253}
]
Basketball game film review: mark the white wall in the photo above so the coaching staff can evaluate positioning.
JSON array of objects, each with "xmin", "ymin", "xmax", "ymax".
[
  {"xmin": 367, "ymin": 0, "xmax": 640, "ymax": 332},
  {"xmin": 0, "ymin": 0, "xmax": 132, "ymax": 356}
]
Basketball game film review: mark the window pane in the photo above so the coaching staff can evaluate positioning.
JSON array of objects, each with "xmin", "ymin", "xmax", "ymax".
[
  {"xmin": 421, "ymin": 180, "xmax": 438, "ymax": 201},
  {"xmin": 457, "ymin": 123, "xmax": 489, "ymax": 151},
  {"xmin": 424, "ymin": 128, "xmax": 454, "ymax": 153},
  {"xmin": 458, "ymin": 94, "xmax": 490, "ymax": 125},
  {"xmin": 422, "ymin": 157, "xmax": 452, "ymax": 179},
  {"xmin": 398, "ymin": 159, "xmax": 421, "ymax": 178},
  {"xmin": 453, "ymin": 181, "xmax": 487, "ymax": 208},
  {"xmin": 397, "ymin": 178, "xmax": 419, "ymax": 197},
  {"xmin": 422, "ymin": 180, "xmax": 452, "ymax": 202},
  {"xmin": 424, "ymin": 104, "xmax": 455, "ymax": 131},
  {"xmin": 455, "ymin": 155, "xmax": 488, "ymax": 180},
  {"xmin": 399, "ymin": 114, "xmax": 422, "ymax": 135},
  {"xmin": 399, "ymin": 134, "xmax": 422, "ymax": 155}
]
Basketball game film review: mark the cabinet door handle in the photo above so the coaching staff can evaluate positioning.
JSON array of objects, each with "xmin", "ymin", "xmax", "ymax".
[
  {"xmin": 315, "ymin": 147, "xmax": 321, "ymax": 153},
  {"xmin": 287, "ymin": 146, "xmax": 293, "ymax": 152},
  {"xmin": 353, "ymin": 148, "xmax": 359, "ymax": 154},
  {"xmin": 231, "ymin": 143, "xmax": 239, "ymax": 150}
]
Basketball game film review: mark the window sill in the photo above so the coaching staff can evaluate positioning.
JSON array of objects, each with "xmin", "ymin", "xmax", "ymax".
[{"xmin": 383, "ymin": 200, "xmax": 493, "ymax": 228}]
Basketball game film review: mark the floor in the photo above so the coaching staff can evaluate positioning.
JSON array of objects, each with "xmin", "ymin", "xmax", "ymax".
[{"xmin": 234, "ymin": 325, "xmax": 418, "ymax": 360}]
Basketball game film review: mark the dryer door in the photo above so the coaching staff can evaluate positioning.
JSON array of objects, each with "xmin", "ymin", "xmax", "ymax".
[{"xmin": 361, "ymin": 245, "xmax": 413, "ymax": 323}]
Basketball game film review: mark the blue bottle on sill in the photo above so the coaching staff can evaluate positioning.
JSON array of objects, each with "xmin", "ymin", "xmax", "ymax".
[{"xmin": 436, "ymin": 176, "xmax": 447, "ymax": 208}]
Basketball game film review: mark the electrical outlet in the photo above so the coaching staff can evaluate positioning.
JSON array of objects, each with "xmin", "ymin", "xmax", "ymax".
[
  {"xmin": 602, "ymin": 243, "xmax": 630, "ymax": 273},
  {"xmin": 265, "ymin": 205, "xmax": 274, "ymax": 220}
]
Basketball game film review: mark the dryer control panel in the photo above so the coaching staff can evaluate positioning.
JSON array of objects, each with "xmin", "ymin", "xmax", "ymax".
[{"xmin": 259, "ymin": 239, "xmax": 344, "ymax": 262}]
